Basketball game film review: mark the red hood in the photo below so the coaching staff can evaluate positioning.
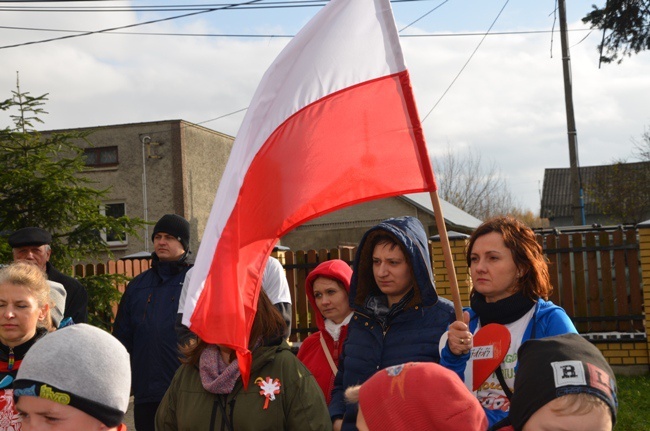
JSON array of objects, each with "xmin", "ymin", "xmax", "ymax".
[{"xmin": 305, "ymin": 259, "xmax": 353, "ymax": 331}]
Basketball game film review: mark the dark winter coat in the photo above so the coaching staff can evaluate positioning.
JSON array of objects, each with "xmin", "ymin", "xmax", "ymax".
[
  {"xmin": 155, "ymin": 339, "xmax": 332, "ymax": 431},
  {"xmin": 328, "ymin": 216, "xmax": 455, "ymax": 430},
  {"xmin": 112, "ymin": 254, "xmax": 192, "ymax": 404}
]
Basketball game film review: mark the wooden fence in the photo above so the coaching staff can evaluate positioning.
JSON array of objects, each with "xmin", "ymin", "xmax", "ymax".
[
  {"xmin": 79, "ymin": 226, "xmax": 646, "ymax": 341},
  {"xmin": 73, "ymin": 258, "xmax": 152, "ymax": 291},
  {"xmin": 538, "ymin": 227, "xmax": 643, "ymax": 334},
  {"xmin": 281, "ymin": 247, "xmax": 356, "ymax": 342},
  {"xmin": 73, "ymin": 258, "xmax": 152, "ymax": 316}
]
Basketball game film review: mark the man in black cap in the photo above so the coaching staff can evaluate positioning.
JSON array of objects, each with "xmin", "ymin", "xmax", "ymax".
[
  {"xmin": 113, "ymin": 214, "xmax": 192, "ymax": 431},
  {"xmin": 8, "ymin": 227, "xmax": 88, "ymax": 323}
]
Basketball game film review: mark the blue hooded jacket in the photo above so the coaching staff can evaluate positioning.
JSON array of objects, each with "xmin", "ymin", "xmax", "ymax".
[
  {"xmin": 440, "ymin": 298, "xmax": 577, "ymax": 428},
  {"xmin": 328, "ymin": 216, "xmax": 455, "ymax": 430}
]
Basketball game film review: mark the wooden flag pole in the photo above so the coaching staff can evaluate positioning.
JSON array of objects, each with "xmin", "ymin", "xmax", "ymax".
[{"xmin": 429, "ymin": 190, "xmax": 464, "ymax": 322}]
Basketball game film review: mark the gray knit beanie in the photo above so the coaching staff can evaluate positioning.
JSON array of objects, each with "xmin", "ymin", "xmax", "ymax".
[
  {"xmin": 13, "ymin": 324, "xmax": 131, "ymax": 427},
  {"xmin": 47, "ymin": 281, "xmax": 66, "ymax": 328}
]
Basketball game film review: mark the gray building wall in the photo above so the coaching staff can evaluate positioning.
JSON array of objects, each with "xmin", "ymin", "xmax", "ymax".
[
  {"xmin": 180, "ymin": 123, "xmax": 234, "ymax": 254},
  {"xmin": 52, "ymin": 120, "xmax": 234, "ymax": 259},
  {"xmin": 44, "ymin": 119, "xmax": 472, "ymax": 259},
  {"xmin": 280, "ymin": 197, "xmax": 436, "ymax": 251}
]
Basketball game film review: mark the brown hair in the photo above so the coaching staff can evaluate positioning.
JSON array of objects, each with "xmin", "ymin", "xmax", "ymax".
[
  {"xmin": 182, "ymin": 289, "xmax": 286, "ymax": 366},
  {"xmin": 355, "ymin": 230, "xmax": 420, "ymax": 308},
  {"xmin": 466, "ymin": 216, "xmax": 552, "ymax": 300},
  {"xmin": 0, "ymin": 261, "xmax": 51, "ymax": 329}
]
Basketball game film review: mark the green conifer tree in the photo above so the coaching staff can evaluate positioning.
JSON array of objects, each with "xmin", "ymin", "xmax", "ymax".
[{"xmin": 0, "ymin": 78, "xmax": 144, "ymax": 329}]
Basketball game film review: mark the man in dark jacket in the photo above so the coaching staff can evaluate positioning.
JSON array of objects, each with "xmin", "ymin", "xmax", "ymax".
[
  {"xmin": 8, "ymin": 227, "xmax": 88, "ymax": 323},
  {"xmin": 113, "ymin": 214, "xmax": 192, "ymax": 431}
]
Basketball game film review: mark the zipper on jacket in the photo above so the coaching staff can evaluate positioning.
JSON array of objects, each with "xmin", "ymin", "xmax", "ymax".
[
  {"xmin": 7, "ymin": 347, "xmax": 14, "ymax": 370},
  {"xmin": 354, "ymin": 310, "xmax": 391, "ymax": 337},
  {"xmin": 142, "ymin": 293, "xmax": 152, "ymax": 322}
]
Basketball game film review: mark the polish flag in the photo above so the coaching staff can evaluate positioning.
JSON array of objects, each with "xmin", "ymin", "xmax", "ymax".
[{"xmin": 183, "ymin": 0, "xmax": 437, "ymax": 386}]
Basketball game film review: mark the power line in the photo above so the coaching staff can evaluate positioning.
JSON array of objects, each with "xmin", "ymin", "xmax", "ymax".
[
  {"xmin": 399, "ymin": 0, "xmax": 448, "ymax": 32},
  {"xmin": 0, "ymin": 0, "xmax": 429, "ymax": 11},
  {"xmin": 0, "ymin": 0, "xmax": 433, "ymax": 49},
  {"xmin": 0, "ymin": 0, "xmax": 593, "ymax": 49},
  {"xmin": 0, "ymin": 23, "xmax": 591, "ymax": 40},
  {"xmin": 421, "ymin": 0, "xmax": 511, "ymax": 122},
  {"xmin": 196, "ymin": 107, "xmax": 248, "ymax": 126},
  {"xmin": 0, "ymin": 2, "xmax": 327, "ymax": 12},
  {"xmin": 0, "ymin": 0, "xmax": 264, "ymax": 50}
]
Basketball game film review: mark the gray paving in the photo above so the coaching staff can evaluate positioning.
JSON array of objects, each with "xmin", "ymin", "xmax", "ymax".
[{"xmin": 124, "ymin": 397, "xmax": 135, "ymax": 429}]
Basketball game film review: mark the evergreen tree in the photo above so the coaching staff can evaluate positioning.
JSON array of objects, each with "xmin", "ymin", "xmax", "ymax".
[
  {"xmin": 0, "ymin": 79, "xmax": 144, "ymax": 329},
  {"xmin": 583, "ymin": 0, "xmax": 650, "ymax": 64}
]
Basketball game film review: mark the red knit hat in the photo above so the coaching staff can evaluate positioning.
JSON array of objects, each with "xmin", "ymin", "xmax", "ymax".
[{"xmin": 358, "ymin": 362, "xmax": 488, "ymax": 431}]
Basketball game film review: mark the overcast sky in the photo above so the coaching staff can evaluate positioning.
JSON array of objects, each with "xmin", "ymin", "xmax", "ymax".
[{"xmin": 1, "ymin": 0, "xmax": 648, "ymax": 214}]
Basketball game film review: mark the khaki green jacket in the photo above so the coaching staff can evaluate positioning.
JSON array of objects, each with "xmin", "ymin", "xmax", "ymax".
[{"xmin": 155, "ymin": 339, "xmax": 331, "ymax": 431}]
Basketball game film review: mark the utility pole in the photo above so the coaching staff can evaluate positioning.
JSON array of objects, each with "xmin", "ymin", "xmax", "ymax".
[{"xmin": 558, "ymin": 0, "xmax": 585, "ymax": 225}]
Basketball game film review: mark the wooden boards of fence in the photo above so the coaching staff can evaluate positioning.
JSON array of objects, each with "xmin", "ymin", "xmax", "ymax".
[{"xmin": 539, "ymin": 228, "xmax": 643, "ymax": 333}]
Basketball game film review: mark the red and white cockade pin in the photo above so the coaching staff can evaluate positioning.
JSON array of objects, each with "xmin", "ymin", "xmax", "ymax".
[{"xmin": 255, "ymin": 376, "xmax": 281, "ymax": 410}]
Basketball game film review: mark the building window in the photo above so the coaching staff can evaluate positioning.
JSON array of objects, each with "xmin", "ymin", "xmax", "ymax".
[
  {"xmin": 100, "ymin": 203, "xmax": 127, "ymax": 246},
  {"xmin": 84, "ymin": 146, "xmax": 118, "ymax": 167}
]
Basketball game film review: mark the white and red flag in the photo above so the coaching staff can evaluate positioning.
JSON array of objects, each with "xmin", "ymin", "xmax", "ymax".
[{"xmin": 183, "ymin": 0, "xmax": 437, "ymax": 386}]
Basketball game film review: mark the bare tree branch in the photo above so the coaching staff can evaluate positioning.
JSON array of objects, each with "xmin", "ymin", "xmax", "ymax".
[{"xmin": 432, "ymin": 145, "xmax": 516, "ymax": 220}]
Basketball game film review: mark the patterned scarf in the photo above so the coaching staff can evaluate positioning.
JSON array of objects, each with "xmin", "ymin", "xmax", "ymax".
[
  {"xmin": 199, "ymin": 339, "xmax": 263, "ymax": 394},
  {"xmin": 199, "ymin": 344, "xmax": 241, "ymax": 394}
]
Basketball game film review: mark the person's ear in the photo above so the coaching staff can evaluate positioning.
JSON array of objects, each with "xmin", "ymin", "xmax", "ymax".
[{"xmin": 38, "ymin": 303, "xmax": 50, "ymax": 321}]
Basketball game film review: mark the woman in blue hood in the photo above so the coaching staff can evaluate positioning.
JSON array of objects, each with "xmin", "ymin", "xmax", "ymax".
[{"xmin": 329, "ymin": 216, "xmax": 455, "ymax": 431}]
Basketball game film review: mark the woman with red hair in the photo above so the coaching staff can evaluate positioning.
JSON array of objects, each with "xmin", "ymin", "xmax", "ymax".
[{"xmin": 440, "ymin": 216, "xmax": 577, "ymax": 429}]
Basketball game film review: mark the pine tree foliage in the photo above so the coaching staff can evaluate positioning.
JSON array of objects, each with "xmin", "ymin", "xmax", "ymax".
[
  {"xmin": 582, "ymin": 0, "xmax": 650, "ymax": 64},
  {"xmin": 0, "ymin": 81, "xmax": 144, "ymax": 330},
  {"xmin": 0, "ymin": 82, "xmax": 143, "ymax": 268}
]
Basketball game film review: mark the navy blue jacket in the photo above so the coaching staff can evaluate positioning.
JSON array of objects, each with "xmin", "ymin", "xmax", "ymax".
[
  {"xmin": 328, "ymin": 217, "xmax": 455, "ymax": 430},
  {"xmin": 113, "ymin": 254, "xmax": 192, "ymax": 404}
]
